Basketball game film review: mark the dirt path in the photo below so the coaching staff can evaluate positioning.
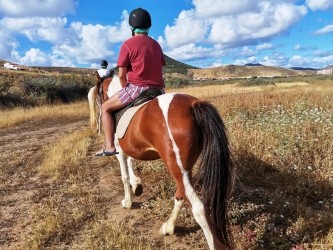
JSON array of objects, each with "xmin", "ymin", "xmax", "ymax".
[
  {"xmin": 0, "ymin": 118, "xmax": 205, "ymax": 250},
  {"xmin": 0, "ymin": 119, "xmax": 88, "ymax": 249}
]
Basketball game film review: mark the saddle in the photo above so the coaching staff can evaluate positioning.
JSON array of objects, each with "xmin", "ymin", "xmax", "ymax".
[{"xmin": 113, "ymin": 87, "xmax": 163, "ymax": 127}]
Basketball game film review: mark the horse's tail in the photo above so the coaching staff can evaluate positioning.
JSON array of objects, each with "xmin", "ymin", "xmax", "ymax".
[
  {"xmin": 87, "ymin": 86, "xmax": 98, "ymax": 128},
  {"xmin": 192, "ymin": 100, "xmax": 234, "ymax": 249}
]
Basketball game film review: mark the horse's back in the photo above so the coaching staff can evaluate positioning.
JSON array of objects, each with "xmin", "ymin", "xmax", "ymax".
[{"xmin": 118, "ymin": 93, "xmax": 201, "ymax": 164}]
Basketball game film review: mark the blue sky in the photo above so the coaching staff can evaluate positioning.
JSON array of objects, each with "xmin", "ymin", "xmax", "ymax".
[{"xmin": 0, "ymin": 0, "xmax": 333, "ymax": 69}]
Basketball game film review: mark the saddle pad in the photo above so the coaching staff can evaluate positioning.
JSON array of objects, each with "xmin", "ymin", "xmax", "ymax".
[{"xmin": 115, "ymin": 101, "xmax": 150, "ymax": 138}]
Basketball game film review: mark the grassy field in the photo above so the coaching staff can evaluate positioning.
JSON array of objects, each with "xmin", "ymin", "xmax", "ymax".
[{"xmin": 1, "ymin": 78, "xmax": 332, "ymax": 249}]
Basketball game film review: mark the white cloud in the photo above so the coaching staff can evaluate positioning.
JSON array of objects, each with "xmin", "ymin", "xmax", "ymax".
[
  {"xmin": 240, "ymin": 46, "xmax": 256, "ymax": 57},
  {"xmin": 193, "ymin": 0, "xmax": 259, "ymax": 17},
  {"xmin": 288, "ymin": 53, "xmax": 333, "ymax": 68},
  {"xmin": 315, "ymin": 24, "xmax": 333, "ymax": 35},
  {"xmin": 164, "ymin": 43, "xmax": 230, "ymax": 68},
  {"xmin": 256, "ymin": 43, "xmax": 273, "ymax": 50},
  {"xmin": 305, "ymin": 0, "xmax": 333, "ymax": 11},
  {"xmin": 1, "ymin": 17, "xmax": 69, "ymax": 43},
  {"xmin": 19, "ymin": 48, "xmax": 50, "ymax": 66},
  {"xmin": 209, "ymin": 62, "xmax": 224, "ymax": 68},
  {"xmin": 164, "ymin": 0, "xmax": 307, "ymax": 52},
  {"xmin": 234, "ymin": 56, "xmax": 259, "ymax": 66},
  {"xmin": 164, "ymin": 10, "xmax": 209, "ymax": 47},
  {"xmin": 0, "ymin": 9, "xmax": 131, "ymax": 66},
  {"xmin": 260, "ymin": 53, "xmax": 289, "ymax": 67},
  {"xmin": 0, "ymin": 0, "xmax": 76, "ymax": 17},
  {"xmin": 165, "ymin": 43, "xmax": 214, "ymax": 61},
  {"xmin": 0, "ymin": 29, "xmax": 19, "ymax": 61},
  {"xmin": 51, "ymin": 12, "xmax": 131, "ymax": 65},
  {"xmin": 294, "ymin": 43, "xmax": 302, "ymax": 50}
]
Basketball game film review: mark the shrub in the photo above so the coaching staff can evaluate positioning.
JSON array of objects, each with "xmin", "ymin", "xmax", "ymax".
[
  {"xmin": 1, "ymin": 73, "xmax": 95, "ymax": 107},
  {"xmin": 165, "ymin": 77, "xmax": 190, "ymax": 88}
]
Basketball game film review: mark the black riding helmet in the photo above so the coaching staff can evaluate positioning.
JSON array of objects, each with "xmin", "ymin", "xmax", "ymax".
[
  {"xmin": 100, "ymin": 60, "xmax": 108, "ymax": 68},
  {"xmin": 129, "ymin": 8, "xmax": 151, "ymax": 29}
]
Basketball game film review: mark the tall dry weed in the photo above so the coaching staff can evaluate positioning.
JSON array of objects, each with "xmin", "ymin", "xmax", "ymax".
[{"xmin": 0, "ymin": 101, "xmax": 89, "ymax": 129}]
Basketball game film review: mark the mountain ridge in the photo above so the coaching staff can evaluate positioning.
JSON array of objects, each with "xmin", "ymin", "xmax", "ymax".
[{"xmin": 0, "ymin": 57, "xmax": 328, "ymax": 79}]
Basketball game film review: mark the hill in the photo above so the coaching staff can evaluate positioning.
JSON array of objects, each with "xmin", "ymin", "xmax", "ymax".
[
  {"xmin": 163, "ymin": 54, "xmax": 198, "ymax": 74},
  {"xmin": 0, "ymin": 57, "xmax": 321, "ymax": 80},
  {"xmin": 188, "ymin": 64, "xmax": 316, "ymax": 80}
]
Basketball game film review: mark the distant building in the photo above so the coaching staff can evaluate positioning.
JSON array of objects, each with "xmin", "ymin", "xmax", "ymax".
[
  {"xmin": 317, "ymin": 66, "xmax": 333, "ymax": 74},
  {"xmin": 3, "ymin": 62, "xmax": 32, "ymax": 71},
  {"xmin": 4, "ymin": 62, "xmax": 18, "ymax": 70}
]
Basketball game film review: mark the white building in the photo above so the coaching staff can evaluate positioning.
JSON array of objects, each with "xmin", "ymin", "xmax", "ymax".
[
  {"xmin": 3, "ymin": 62, "xmax": 18, "ymax": 70},
  {"xmin": 317, "ymin": 67, "xmax": 333, "ymax": 75}
]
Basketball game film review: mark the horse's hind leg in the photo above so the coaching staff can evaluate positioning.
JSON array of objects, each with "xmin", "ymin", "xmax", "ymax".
[
  {"xmin": 162, "ymin": 159, "xmax": 215, "ymax": 249},
  {"xmin": 183, "ymin": 172, "xmax": 215, "ymax": 250},
  {"xmin": 127, "ymin": 157, "xmax": 143, "ymax": 196}
]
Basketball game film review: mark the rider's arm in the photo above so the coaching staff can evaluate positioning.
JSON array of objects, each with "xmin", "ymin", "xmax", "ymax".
[{"xmin": 118, "ymin": 67, "xmax": 127, "ymax": 88}]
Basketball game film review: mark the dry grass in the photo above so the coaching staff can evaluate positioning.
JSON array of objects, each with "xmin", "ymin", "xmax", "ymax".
[
  {"xmin": 0, "ymin": 101, "xmax": 89, "ymax": 129},
  {"xmin": 39, "ymin": 129, "xmax": 93, "ymax": 179},
  {"xmin": 3, "ymin": 80, "xmax": 332, "ymax": 249},
  {"xmin": 171, "ymin": 81, "xmax": 333, "ymax": 248}
]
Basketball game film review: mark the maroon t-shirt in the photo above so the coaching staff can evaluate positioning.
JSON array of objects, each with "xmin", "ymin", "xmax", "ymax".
[{"xmin": 117, "ymin": 35, "xmax": 166, "ymax": 88}]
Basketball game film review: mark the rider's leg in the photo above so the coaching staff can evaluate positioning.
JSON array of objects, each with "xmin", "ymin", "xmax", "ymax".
[{"xmin": 96, "ymin": 94, "xmax": 124, "ymax": 154}]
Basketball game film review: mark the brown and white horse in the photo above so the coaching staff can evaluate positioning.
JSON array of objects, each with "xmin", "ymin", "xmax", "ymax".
[
  {"xmin": 87, "ymin": 73, "xmax": 118, "ymax": 134},
  {"xmin": 88, "ymin": 76, "xmax": 235, "ymax": 249}
]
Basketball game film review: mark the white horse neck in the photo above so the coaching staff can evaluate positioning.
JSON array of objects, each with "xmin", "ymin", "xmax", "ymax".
[{"xmin": 107, "ymin": 75, "xmax": 122, "ymax": 98}]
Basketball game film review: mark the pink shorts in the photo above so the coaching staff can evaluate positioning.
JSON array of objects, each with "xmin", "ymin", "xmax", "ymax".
[{"xmin": 117, "ymin": 83, "xmax": 164, "ymax": 105}]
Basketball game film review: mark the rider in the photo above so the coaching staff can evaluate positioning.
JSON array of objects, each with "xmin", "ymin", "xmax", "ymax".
[
  {"xmin": 96, "ymin": 8, "xmax": 166, "ymax": 156},
  {"xmin": 97, "ymin": 59, "xmax": 112, "ymax": 79}
]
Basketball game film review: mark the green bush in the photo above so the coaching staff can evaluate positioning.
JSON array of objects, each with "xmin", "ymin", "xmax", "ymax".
[
  {"xmin": 165, "ymin": 77, "xmax": 190, "ymax": 88},
  {"xmin": 239, "ymin": 76, "xmax": 276, "ymax": 86}
]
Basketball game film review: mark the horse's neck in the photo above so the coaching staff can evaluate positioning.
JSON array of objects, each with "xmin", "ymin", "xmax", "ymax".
[{"xmin": 107, "ymin": 75, "xmax": 122, "ymax": 98}]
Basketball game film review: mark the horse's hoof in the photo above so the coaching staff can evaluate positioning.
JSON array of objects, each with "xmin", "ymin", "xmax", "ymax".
[
  {"xmin": 134, "ymin": 184, "xmax": 143, "ymax": 196},
  {"xmin": 121, "ymin": 199, "xmax": 132, "ymax": 209},
  {"xmin": 160, "ymin": 222, "xmax": 175, "ymax": 235}
]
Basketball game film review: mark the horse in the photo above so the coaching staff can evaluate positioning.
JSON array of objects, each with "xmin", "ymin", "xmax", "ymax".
[
  {"xmin": 87, "ymin": 72, "xmax": 117, "ymax": 134},
  {"xmin": 88, "ymin": 75, "xmax": 235, "ymax": 250}
]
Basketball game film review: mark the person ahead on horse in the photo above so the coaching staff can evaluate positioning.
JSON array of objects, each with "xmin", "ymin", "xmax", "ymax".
[
  {"xmin": 96, "ymin": 7, "xmax": 166, "ymax": 156},
  {"xmin": 97, "ymin": 60, "xmax": 111, "ymax": 78}
]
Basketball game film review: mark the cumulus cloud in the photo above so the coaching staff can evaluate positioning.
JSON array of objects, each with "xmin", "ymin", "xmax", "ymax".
[
  {"xmin": 0, "ymin": 8, "xmax": 131, "ymax": 66},
  {"xmin": 288, "ymin": 53, "xmax": 333, "ymax": 68},
  {"xmin": 256, "ymin": 43, "xmax": 273, "ymax": 50},
  {"xmin": 164, "ymin": 0, "xmax": 307, "ymax": 62},
  {"xmin": 0, "ymin": 0, "xmax": 76, "ymax": 17},
  {"xmin": 19, "ymin": 48, "xmax": 50, "ymax": 66},
  {"xmin": 234, "ymin": 56, "xmax": 259, "ymax": 66},
  {"xmin": 193, "ymin": 0, "xmax": 259, "ymax": 17},
  {"xmin": 260, "ymin": 53, "xmax": 290, "ymax": 67},
  {"xmin": 1, "ymin": 17, "xmax": 69, "ymax": 43},
  {"xmin": 208, "ymin": 3, "xmax": 307, "ymax": 45},
  {"xmin": 51, "ymin": 11, "xmax": 131, "ymax": 65},
  {"xmin": 305, "ymin": 0, "xmax": 333, "ymax": 11},
  {"xmin": 164, "ymin": 43, "xmax": 229, "ymax": 64},
  {"xmin": 165, "ymin": 43, "xmax": 213, "ymax": 61},
  {"xmin": 164, "ymin": 10, "xmax": 209, "ymax": 47}
]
